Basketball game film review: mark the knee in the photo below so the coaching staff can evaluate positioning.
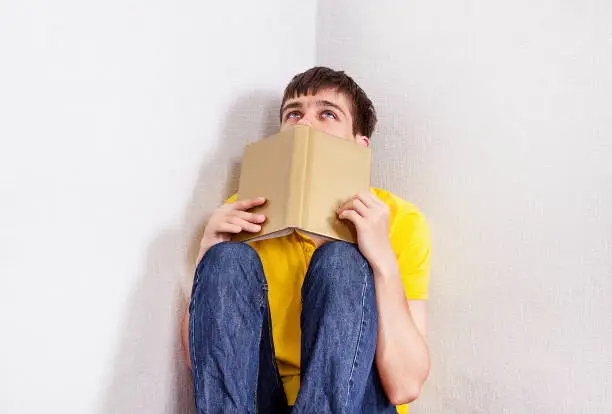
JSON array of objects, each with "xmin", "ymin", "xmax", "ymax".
[
  {"xmin": 192, "ymin": 242, "xmax": 262, "ymax": 297},
  {"xmin": 199, "ymin": 241, "xmax": 258, "ymax": 268},
  {"xmin": 311, "ymin": 241, "xmax": 367, "ymax": 270},
  {"xmin": 305, "ymin": 241, "xmax": 371, "ymax": 291}
]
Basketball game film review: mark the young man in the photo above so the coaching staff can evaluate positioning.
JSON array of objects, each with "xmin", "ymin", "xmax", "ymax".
[{"xmin": 181, "ymin": 67, "xmax": 430, "ymax": 414}]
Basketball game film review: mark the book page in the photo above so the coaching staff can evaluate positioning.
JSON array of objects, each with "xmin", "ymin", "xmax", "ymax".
[{"xmin": 240, "ymin": 228, "xmax": 296, "ymax": 243}]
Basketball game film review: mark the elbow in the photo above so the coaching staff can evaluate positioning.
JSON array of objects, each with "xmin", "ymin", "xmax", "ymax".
[
  {"xmin": 388, "ymin": 382, "xmax": 423, "ymax": 405},
  {"xmin": 385, "ymin": 361, "xmax": 430, "ymax": 405}
]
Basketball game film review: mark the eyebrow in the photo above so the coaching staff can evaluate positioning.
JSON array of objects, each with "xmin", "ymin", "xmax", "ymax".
[
  {"xmin": 317, "ymin": 100, "xmax": 347, "ymax": 117},
  {"xmin": 281, "ymin": 101, "xmax": 303, "ymax": 115},
  {"xmin": 281, "ymin": 99, "xmax": 348, "ymax": 118}
]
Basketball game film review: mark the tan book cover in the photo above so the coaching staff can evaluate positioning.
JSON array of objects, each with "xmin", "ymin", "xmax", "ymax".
[{"xmin": 233, "ymin": 125, "xmax": 372, "ymax": 243}]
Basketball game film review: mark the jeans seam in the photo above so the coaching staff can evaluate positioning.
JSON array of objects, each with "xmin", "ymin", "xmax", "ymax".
[
  {"xmin": 254, "ymin": 313, "xmax": 263, "ymax": 414},
  {"xmin": 189, "ymin": 286, "xmax": 199, "ymax": 396},
  {"xmin": 255, "ymin": 283, "xmax": 269, "ymax": 413},
  {"xmin": 343, "ymin": 261, "xmax": 370, "ymax": 411},
  {"xmin": 259, "ymin": 283, "xmax": 268, "ymax": 307}
]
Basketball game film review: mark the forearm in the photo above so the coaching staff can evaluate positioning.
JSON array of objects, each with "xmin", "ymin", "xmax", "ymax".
[
  {"xmin": 372, "ymin": 255, "xmax": 430, "ymax": 404},
  {"xmin": 181, "ymin": 309, "xmax": 192, "ymax": 370}
]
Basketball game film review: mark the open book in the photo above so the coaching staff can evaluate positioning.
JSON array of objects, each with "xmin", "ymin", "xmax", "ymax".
[{"xmin": 233, "ymin": 125, "xmax": 371, "ymax": 243}]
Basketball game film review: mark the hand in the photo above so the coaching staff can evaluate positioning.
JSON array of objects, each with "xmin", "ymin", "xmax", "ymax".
[
  {"xmin": 337, "ymin": 191, "xmax": 396, "ymax": 273},
  {"xmin": 197, "ymin": 197, "xmax": 266, "ymax": 262}
]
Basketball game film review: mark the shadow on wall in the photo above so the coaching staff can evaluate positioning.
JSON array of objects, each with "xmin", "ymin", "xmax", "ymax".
[{"xmin": 100, "ymin": 91, "xmax": 280, "ymax": 414}]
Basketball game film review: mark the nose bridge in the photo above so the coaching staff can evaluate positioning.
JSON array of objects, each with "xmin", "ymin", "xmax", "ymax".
[
  {"xmin": 297, "ymin": 102, "xmax": 315, "ymax": 125},
  {"xmin": 296, "ymin": 117, "xmax": 312, "ymax": 126}
]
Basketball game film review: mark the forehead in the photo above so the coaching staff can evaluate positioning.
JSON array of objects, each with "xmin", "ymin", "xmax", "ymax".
[{"xmin": 284, "ymin": 88, "xmax": 352, "ymax": 110}]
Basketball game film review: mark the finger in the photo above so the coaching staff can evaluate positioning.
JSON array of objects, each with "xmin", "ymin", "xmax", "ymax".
[
  {"xmin": 337, "ymin": 199, "xmax": 351, "ymax": 213},
  {"xmin": 355, "ymin": 191, "xmax": 379, "ymax": 207},
  {"xmin": 339, "ymin": 198, "xmax": 368, "ymax": 217},
  {"xmin": 232, "ymin": 197, "xmax": 266, "ymax": 211},
  {"xmin": 230, "ymin": 210, "xmax": 266, "ymax": 223},
  {"xmin": 216, "ymin": 222, "xmax": 243, "ymax": 234},
  {"xmin": 339, "ymin": 209, "xmax": 364, "ymax": 226},
  {"xmin": 352, "ymin": 198, "xmax": 369, "ymax": 216},
  {"xmin": 228, "ymin": 216, "xmax": 262, "ymax": 233},
  {"xmin": 337, "ymin": 196, "xmax": 358, "ymax": 213}
]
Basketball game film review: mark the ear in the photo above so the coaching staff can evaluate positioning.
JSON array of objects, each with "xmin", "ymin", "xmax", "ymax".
[{"xmin": 355, "ymin": 135, "xmax": 370, "ymax": 148}]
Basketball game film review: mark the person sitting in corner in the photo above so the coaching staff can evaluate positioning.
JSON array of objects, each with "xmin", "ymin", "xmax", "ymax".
[{"xmin": 181, "ymin": 66, "xmax": 431, "ymax": 414}]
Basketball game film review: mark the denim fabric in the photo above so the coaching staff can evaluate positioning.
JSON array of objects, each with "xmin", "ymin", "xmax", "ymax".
[{"xmin": 189, "ymin": 241, "xmax": 396, "ymax": 414}]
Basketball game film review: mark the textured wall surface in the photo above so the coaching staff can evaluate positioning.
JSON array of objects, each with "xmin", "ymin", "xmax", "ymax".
[
  {"xmin": 317, "ymin": 1, "xmax": 612, "ymax": 412},
  {"xmin": 0, "ymin": 1, "xmax": 314, "ymax": 413}
]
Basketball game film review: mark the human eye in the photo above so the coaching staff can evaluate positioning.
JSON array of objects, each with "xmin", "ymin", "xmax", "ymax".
[
  {"xmin": 286, "ymin": 111, "xmax": 302, "ymax": 121},
  {"xmin": 321, "ymin": 110, "xmax": 337, "ymax": 120}
]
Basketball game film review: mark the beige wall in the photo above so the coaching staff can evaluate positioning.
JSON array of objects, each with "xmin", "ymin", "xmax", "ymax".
[{"xmin": 317, "ymin": 1, "xmax": 612, "ymax": 412}]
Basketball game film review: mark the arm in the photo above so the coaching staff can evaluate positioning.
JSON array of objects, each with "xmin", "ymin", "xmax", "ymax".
[
  {"xmin": 338, "ymin": 191, "xmax": 430, "ymax": 404},
  {"xmin": 371, "ymin": 253, "xmax": 429, "ymax": 404},
  {"xmin": 181, "ymin": 309, "xmax": 192, "ymax": 370}
]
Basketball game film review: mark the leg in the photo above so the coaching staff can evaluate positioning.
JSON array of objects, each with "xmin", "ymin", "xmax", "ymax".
[
  {"xmin": 292, "ymin": 241, "xmax": 396, "ymax": 414},
  {"xmin": 188, "ymin": 242, "xmax": 287, "ymax": 414},
  {"xmin": 258, "ymin": 306, "xmax": 291, "ymax": 414}
]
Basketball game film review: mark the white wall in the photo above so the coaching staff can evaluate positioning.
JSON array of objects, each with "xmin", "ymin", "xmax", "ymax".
[
  {"xmin": 0, "ymin": 1, "xmax": 314, "ymax": 412},
  {"xmin": 317, "ymin": 0, "xmax": 612, "ymax": 412}
]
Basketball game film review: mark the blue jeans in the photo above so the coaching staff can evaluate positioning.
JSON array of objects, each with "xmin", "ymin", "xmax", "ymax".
[{"xmin": 189, "ymin": 241, "xmax": 396, "ymax": 414}]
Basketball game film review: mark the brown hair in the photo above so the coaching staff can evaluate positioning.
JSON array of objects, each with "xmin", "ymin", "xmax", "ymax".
[{"xmin": 281, "ymin": 66, "xmax": 377, "ymax": 138}]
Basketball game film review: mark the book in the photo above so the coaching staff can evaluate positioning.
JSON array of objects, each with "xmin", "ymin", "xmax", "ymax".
[{"xmin": 233, "ymin": 125, "xmax": 372, "ymax": 243}]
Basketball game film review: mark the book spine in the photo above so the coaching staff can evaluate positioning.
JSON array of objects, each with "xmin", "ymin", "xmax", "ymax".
[
  {"xmin": 285, "ymin": 126, "xmax": 309, "ymax": 228},
  {"xmin": 300, "ymin": 128, "xmax": 315, "ymax": 229}
]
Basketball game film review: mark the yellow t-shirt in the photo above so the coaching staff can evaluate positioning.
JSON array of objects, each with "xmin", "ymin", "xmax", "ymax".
[{"xmin": 227, "ymin": 187, "xmax": 430, "ymax": 414}]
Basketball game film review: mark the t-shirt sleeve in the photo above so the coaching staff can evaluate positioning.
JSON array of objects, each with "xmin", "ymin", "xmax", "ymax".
[
  {"xmin": 391, "ymin": 211, "xmax": 431, "ymax": 300},
  {"xmin": 224, "ymin": 193, "xmax": 238, "ymax": 204}
]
